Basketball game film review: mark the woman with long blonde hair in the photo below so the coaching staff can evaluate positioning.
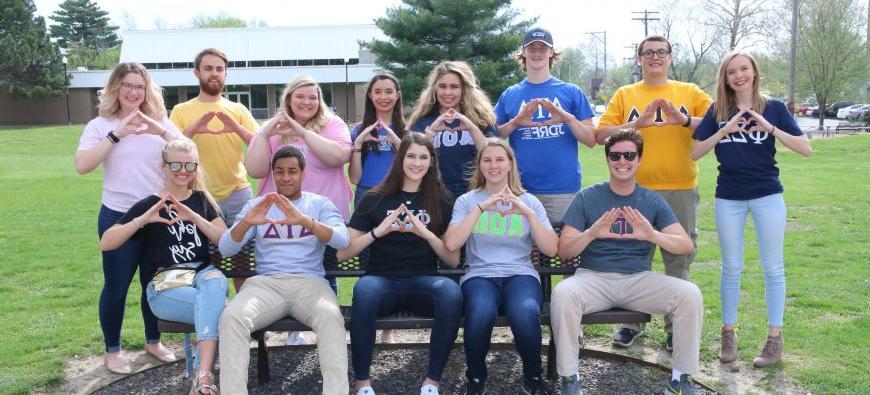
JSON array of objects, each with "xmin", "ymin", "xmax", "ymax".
[
  {"xmin": 408, "ymin": 61, "xmax": 499, "ymax": 198},
  {"xmin": 692, "ymin": 51, "xmax": 811, "ymax": 368},
  {"xmin": 443, "ymin": 138, "xmax": 558, "ymax": 394},
  {"xmin": 101, "ymin": 139, "xmax": 227, "ymax": 394},
  {"xmin": 74, "ymin": 62, "xmax": 181, "ymax": 374},
  {"xmin": 246, "ymin": 75, "xmax": 353, "ymax": 219}
]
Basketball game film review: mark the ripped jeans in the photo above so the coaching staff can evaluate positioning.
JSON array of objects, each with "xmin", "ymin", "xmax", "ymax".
[{"xmin": 146, "ymin": 265, "xmax": 228, "ymax": 367}]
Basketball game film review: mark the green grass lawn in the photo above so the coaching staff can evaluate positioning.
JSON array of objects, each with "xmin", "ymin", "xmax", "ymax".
[{"xmin": 0, "ymin": 126, "xmax": 867, "ymax": 393}]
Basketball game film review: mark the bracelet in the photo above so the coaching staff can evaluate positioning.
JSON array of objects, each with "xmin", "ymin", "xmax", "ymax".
[
  {"xmin": 370, "ymin": 228, "xmax": 379, "ymax": 240},
  {"xmin": 160, "ymin": 129, "xmax": 167, "ymax": 138},
  {"xmin": 352, "ymin": 148, "xmax": 362, "ymax": 153},
  {"xmin": 477, "ymin": 203, "xmax": 485, "ymax": 212},
  {"xmin": 769, "ymin": 126, "xmax": 777, "ymax": 134},
  {"xmin": 107, "ymin": 131, "xmax": 120, "ymax": 144},
  {"xmin": 307, "ymin": 217, "xmax": 317, "ymax": 229},
  {"xmin": 682, "ymin": 115, "xmax": 692, "ymax": 127}
]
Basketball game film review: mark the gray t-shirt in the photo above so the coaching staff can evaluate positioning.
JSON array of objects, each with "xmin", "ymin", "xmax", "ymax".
[
  {"xmin": 450, "ymin": 189, "xmax": 553, "ymax": 284},
  {"xmin": 561, "ymin": 182, "xmax": 677, "ymax": 274},
  {"xmin": 218, "ymin": 192, "xmax": 350, "ymax": 279}
]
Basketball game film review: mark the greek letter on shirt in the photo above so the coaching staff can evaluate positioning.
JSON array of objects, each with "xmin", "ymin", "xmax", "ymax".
[{"xmin": 167, "ymin": 210, "xmax": 202, "ymax": 263}]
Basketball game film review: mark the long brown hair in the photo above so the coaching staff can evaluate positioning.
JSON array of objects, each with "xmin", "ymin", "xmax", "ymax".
[
  {"xmin": 469, "ymin": 138, "xmax": 526, "ymax": 196},
  {"xmin": 369, "ymin": 133, "xmax": 451, "ymax": 233},
  {"xmin": 407, "ymin": 61, "xmax": 496, "ymax": 131},
  {"xmin": 98, "ymin": 62, "xmax": 166, "ymax": 119},
  {"xmin": 360, "ymin": 73, "xmax": 406, "ymax": 155},
  {"xmin": 714, "ymin": 51, "xmax": 768, "ymax": 123}
]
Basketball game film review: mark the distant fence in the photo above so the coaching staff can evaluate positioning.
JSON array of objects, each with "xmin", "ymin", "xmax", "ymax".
[{"xmin": 804, "ymin": 124, "xmax": 870, "ymax": 138}]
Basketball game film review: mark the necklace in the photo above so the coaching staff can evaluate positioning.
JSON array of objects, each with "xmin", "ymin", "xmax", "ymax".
[{"xmin": 399, "ymin": 190, "xmax": 416, "ymax": 206}]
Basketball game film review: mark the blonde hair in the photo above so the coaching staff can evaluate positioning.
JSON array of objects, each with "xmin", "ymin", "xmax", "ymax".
[
  {"xmin": 276, "ymin": 75, "xmax": 335, "ymax": 140},
  {"xmin": 408, "ymin": 61, "xmax": 496, "ymax": 130},
  {"xmin": 714, "ymin": 51, "xmax": 768, "ymax": 123},
  {"xmin": 98, "ymin": 62, "xmax": 166, "ymax": 119},
  {"xmin": 469, "ymin": 138, "xmax": 526, "ymax": 195},
  {"xmin": 161, "ymin": 139, "xmax": 221, "ymax": 216}
]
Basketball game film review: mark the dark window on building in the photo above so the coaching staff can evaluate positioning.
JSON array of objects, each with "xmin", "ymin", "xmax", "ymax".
[
  {"xmin": 298, "ymin": 59, "xmax": 313, "ymax": 66},
  {"xmin": 164, "ymin": 88, "xmax": 179, "ymax": 110},
  {"xmin": 321, "ymin": 84, "xmax": 333, "ymax": 107},
  {"xmin": 347, "ymin": 58, "xmax": 359, "ymax": 65},
  {"xmin": 142, "ymin": 63, "xmax": 157, "ymax": 69},
  {"xmin": 281, "ymin": 59, "xmax": 297, "ymax": 66},
  {"xmin": 266, "ymin": 60, "xmax": 281, "ymax": 67},
  {"xmin": 228, "ymin": 61, "xmax": 246, "ymax": 68},
  {"xmin": 251, "ymin": 85, "xmax": 267, "ymax": 109},
  {"xmin": 249, "ymin": 60, "xmax": 266, "ymax": 67},
  {"xmin": 328, "ymin": 59, "xmax": 344, "ymax": 65},
  {"xmin": 172, "ymin": 62, "xmax": 188, "ymax": 69},
  {"xmin": 157, "ymin": 63, "xmax": 172, "ymax": 69},
  {"xmin": 312, "ymin": 59, "xmax": 329, "ymax": 66}
]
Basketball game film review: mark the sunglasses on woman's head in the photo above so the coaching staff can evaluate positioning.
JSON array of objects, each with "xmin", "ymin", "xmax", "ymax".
[
  {"xmin": 606, "ymin": 151, "xmax": 638, "ymax": 161},
  {"xmin": 164, "ymin": 161, "xmax": 198, "ymax": 172}
]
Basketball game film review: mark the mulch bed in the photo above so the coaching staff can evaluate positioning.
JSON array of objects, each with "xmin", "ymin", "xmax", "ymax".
[{"xmin": 96, "ymin": 343, "xmax": 715, "ymax": 394}]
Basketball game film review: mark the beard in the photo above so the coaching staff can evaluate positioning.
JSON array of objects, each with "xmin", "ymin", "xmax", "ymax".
[{"xmin": 198, "ymin": 76, "xmax": 224, "ymax": 96}]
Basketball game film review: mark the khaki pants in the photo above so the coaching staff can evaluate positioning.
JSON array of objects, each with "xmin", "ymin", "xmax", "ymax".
[
  {"xmin": 219, "ymin": 274, "xmax": 348, "ymax": 395},
  {"xmin": 531, "ymin": 193, "xmax": 577, "ymax": 224},
  {"xmin": 551, "ymin": 269, "xmax": 703, "ymax": 375},
  {"xmin": 623, "ymin": 187, "xmax": 699, "ymax": 333}
]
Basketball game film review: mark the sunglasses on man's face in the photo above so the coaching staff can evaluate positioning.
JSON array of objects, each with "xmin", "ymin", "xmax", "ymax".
[
  {"xmin": 606, "ymin": 151, "xmax": 638, "ymax": 161},
  {"xmin": 164, "ymin": 161, "xmax": 198, "ymax": 172}
]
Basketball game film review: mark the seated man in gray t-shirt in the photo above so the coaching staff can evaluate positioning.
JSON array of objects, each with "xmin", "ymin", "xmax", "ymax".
[
  {"xmin": 550, "ymin": 129, "xmax": 703, "ymax": 395},
  {"xmin": 217, "ymin": 146, "xmax": 350, "ymax": 395}
]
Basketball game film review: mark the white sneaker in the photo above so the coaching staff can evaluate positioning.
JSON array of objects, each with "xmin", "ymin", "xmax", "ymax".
[
  {"xmin": 420, "ymin": 383, "xmax": 439, "ymax": 395},
  {"xmin": 286, "ymin": 331, "xmax": 308, "ymax": 345},
  {"xmin": 356, "ymin": 385, "xmax": 375, "ymax": 395}
]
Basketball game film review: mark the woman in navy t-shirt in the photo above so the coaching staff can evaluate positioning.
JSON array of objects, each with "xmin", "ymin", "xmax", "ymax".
[
  {"xmin": 408, "ymin": 61, "xmax": 499, "ymax": 198},
  {"xmin": 349, "ymin": 73, "xmax": 407, "ymax": 206},
  {"xmin": 338, "ymin": 133, "xmax": 461, "ymax": 395},
  {"xmin": 692, "ymin": 51, "xmax": 811, "ymax": 368}
]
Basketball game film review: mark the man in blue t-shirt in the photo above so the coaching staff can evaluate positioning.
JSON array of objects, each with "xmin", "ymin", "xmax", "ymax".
[
  {"xmin": 494, "ymin": 27, "xmax": 597, "ymax": 223},
  {"xmin": 551, "ymin": 129, "xmax": 703, "ymax": 395}
]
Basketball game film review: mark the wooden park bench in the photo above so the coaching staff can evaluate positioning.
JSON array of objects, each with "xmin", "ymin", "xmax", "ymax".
[{"xmin": 158, "ymin": 224, "xmax": 650, "ymax": 383}]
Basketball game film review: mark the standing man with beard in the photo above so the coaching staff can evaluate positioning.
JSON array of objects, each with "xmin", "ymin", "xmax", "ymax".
[
  {"xmin": 171, "ymin": 48, "xmax": 258, "ymax": 227},
  {"xmin": 596, "ymin": 36, "xmax": 712, "ymax": 351}
]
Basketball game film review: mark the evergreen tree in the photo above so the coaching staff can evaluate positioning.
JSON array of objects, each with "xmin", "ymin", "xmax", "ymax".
[
  {"xmin": 49, "ymin": 0, "xmax": 120, "ymax": 51},
  {"xmin": 362, "ymin": 0, "xmax": 534, "ymax": 103},
  {"xmin": 0, "ymin": 0, "xmax": 67, "ymax": 99}
]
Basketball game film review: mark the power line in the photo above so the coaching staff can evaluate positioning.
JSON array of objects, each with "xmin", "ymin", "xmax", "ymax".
[{"xmin": 632, "ymin": 10, "xmax": 660, "ymax": 37}]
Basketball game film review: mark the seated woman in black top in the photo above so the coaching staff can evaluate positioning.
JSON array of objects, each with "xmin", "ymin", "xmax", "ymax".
[
  {"xmin": 338, "ymin": 133, "xmax": 461, "ymax": 395},
  {"xmin": 100, "ymin": 138, "xmax": 227, "ymax": 395}
]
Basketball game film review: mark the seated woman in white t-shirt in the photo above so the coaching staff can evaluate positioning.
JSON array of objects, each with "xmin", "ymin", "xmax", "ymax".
[{"xmin": 444, "ymin": 137, "xmax": 559, "ymax": 394}]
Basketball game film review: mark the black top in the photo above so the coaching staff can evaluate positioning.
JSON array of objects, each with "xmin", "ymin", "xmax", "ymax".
[
  {"xmin": 119, "ymin": 191, "xmax": 219, "ymax": 280},
  {"xmin": 348, "ymin": 191, "xmax": 452, "ymax": 278}
]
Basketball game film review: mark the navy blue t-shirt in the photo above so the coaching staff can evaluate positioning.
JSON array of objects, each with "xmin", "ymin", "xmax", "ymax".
[
  {"xmin": 350, "ymin": 123, "xmax": 398, "ymax": 188},
  {"xmin": 560, "ymin": 182, "xmax": 677, "ymax": 274},
  {"xmin": 410, "ymin": 113, "xmax": 498, "ymax": 198},
  {"xmin": 494, "ymin": 77, "xmax": 595, "ymax": 194},
  {"xmin": 693, "ymin": 99, "xmax": 803, "ymax": 200}
]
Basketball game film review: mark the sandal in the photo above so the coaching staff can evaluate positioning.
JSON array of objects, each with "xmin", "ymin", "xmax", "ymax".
[{"xmin": 189, "ymin": 369, "xmax": 218, "ymax": 395}]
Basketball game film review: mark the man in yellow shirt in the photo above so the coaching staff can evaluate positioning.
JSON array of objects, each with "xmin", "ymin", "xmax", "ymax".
[
  {"xmin": 597, "ymin": 36, "xmax": 712, "ymax": 351},
  {"xmin": 170, "ymin": 48, "xmax": 258, "ymax": 226}
]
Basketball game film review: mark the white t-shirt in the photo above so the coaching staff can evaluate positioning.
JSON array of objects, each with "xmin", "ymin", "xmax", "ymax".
[{"xmin": 77, "ymin": 116, "xmax": 179, "ymax": 212}]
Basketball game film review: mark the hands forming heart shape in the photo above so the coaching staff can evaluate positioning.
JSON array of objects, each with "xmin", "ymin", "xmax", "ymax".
[
  {"xmin": 513, "ymin": 98, "xmax": 568, "ymax": 127},
  {"xmin": 430, "ymin": 108, "xmax": 467, "ymax": 132},
  {"xmin": 636, "ymin": 99, "xmax": 689, "ymax": 128},
  {"xmin": 480, "ymin": 186, "xmax": 527, "ymax": 216},
  {"xmin": 191, "ymin": 111, "xmax": 241, "ymax": 136}
]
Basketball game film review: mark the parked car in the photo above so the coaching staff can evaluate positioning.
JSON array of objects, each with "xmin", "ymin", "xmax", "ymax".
[
  {"xmin": 824, "ymin": 101, "xmax": 856, "ymax": 118},
  {"xmin": 838, "ymin": 104, "xmax": 867, "ymax": 119},
  {"xmin": 798, "ymin": 101, "xmax": 818, "ymax": 116},
  {"xmin": 845, "ymin": 104, "xmax": 870, "ymax": 121}
]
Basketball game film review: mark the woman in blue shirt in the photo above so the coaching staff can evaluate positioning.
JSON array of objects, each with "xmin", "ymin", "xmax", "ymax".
[
  {"xmin": 692, "ymin": 51, "xmax": 811, "ymax": 368},
  {"xmin": 349, "ymin": 73, "xmax": 407, "ymax": 206}
]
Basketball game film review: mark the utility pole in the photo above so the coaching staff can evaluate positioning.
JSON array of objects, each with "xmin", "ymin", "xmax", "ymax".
[
  {"xmin": 632, "ymin": 10, "xmax": 660, "ymax": 37},
  {"xmin": 586, "ymin": 31, "xmax": 607, "ymax": 98},
  {"xmin": 626, "ymin": 43, "xmax": 640, "ymax": 83},
  {"xmin": 788, "ymin": 0, "xmax": 798, "ymax": 113}
]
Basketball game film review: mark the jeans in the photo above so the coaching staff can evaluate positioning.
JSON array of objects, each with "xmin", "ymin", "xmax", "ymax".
[
  {"xmin": 218, "ymin": 186, "xmax": 253, "ymax": 226},
  {"xmin": 350, "ymin": 275, "xmax": 462, "ymax": 382},
  {"xmin": 716, "ymin": 193, "xmax": 787, "ymax": 327},
  {"xmin": 462, "ymin": 275, "xmax": 543, "ymax": 380},
  {"xmin": 97, "ymin": 205, "xmax": 160, "ymax": 352},
  {"xmin": 146, "ymin": 265, "xmax": 228, "ymax": 368}
]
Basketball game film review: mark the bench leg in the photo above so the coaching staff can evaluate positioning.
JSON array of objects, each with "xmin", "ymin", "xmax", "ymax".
[
  {"xmin": 547, "ymin": 328, "xmax": 558, "ymax": 380},
  {"xmin": 183, "ymin": 333, "xmax": 194, "ymax": 378},
  {"xmin": 254, "ymin": 331, "xmax": 270, "ymax": 384}
]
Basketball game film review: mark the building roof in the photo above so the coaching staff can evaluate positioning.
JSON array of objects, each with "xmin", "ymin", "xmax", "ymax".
[{"xmin": 119, "ymin": 24, "xmax": 382, "ymax": 63}]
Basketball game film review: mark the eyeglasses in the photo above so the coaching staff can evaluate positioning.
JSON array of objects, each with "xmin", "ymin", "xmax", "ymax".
[
  {"xmin": 640, "ymin": 49, "xmax": 671, "ymax": 59},
  {"xmin": 120, "ymin": 82, "xmax": 147, "ymax": 92},
  {"xmin": 164, "ymin": 161, "xmax": 198, "ymax": 172},
  {"xmin": 606, "ymin": 151, "xmax": 638, "ymax": 161}
]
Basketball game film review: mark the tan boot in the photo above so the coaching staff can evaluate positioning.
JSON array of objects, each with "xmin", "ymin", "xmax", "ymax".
[
  {"xmin": 719, "ymin": 327, "xmax": 738, "ymax": 363},
  {"xmin": 753, "ymin": 334, "xmax": 783, "ymax": 367}
]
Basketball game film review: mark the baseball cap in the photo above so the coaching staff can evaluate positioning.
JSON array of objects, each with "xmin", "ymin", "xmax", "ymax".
[{"xmin": 523, "ymin": 27, "xmax": 554, "ymax": 48}]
